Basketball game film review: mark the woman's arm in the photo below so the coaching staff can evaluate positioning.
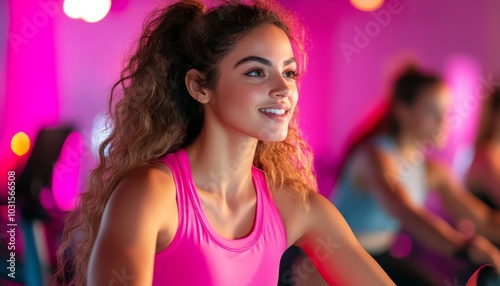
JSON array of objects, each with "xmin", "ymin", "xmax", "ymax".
[
  {"xmin": 360, "ymin": 145, "xmax": 468, "ymax": 255},
  {"xmin": 360, "ymin": 145, "xmax": 500, "ymax": 269},
  {"xmin": 294, "ymin": 191, "xmax": 395, "ymax": 286},
  {"xmin": 429, "ymin": 159, "xmax": 500, "ymax": 244},
  {"xmin": 87, "ymin": 164, "xmax": 177, "ymax": 285}
]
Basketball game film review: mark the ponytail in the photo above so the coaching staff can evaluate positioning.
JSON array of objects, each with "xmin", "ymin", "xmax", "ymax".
[{"xmin": 55, "ymin": 1, "xmax": 312, "ymax": 285}]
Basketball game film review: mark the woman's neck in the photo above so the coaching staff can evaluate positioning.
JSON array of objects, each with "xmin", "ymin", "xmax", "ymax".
[
  {"xmin": 393, "ymin": 132, "xmax": 422, "ymax": 159},
  {"xmin": 184, "ymin": 126, "xmax": 258, "ymax": 201}
]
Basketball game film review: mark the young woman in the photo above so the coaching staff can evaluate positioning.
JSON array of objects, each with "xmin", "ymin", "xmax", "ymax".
[
  {"xmin": 54, "ymin": 0, "xmax": 395, "ymax": 285},
  {"xmin": 330, "ymin": 67, "xmax": 500, "ymax": 285},
  {"xmin": 466, "ymin": 87, "xmax": 500, "ymax": 210}
]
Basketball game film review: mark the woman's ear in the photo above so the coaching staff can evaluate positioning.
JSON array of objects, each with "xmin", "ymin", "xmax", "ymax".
[{"xmin": 185, "ymin": 69, "xmax": 211, "ymax": 104}]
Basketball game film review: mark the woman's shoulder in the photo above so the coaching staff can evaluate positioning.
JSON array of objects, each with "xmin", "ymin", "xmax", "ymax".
[
  {"xmin": 103, "ymin": 162, "xmax": 177, "ymax": 234},
  {"xmin": 346, "ymin": 139, "xmax": 388, "ymax": 179},
  {"xmin": 271, "ymin": 187, "xmax": 323, "ymax": 247},
  {"xmin": 112, "ymin": 162, "xmax": 176, "ymax": 205},
  {"xmin": 273, "ymin": 187, "xmax": 356, "ymax": 248},
  {"xmin": 351, "ymin": 135, "xmax": 392, "ymax": 161},
  {"xmin": 89, "ymin": 163, "xmax": 179, "ymax": 281}
]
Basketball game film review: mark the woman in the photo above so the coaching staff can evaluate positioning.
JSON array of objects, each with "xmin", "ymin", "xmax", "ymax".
[
  {"xmin": 330, "ymin": 66, "xmax": 500, "ymax": 285},
  {"xmin": 54, "ymin": 0, "xmax": 394, "ymax": 285},
  {"xmin": 466, "ymin": 87, "xmax": 500, "ymax": 210}
]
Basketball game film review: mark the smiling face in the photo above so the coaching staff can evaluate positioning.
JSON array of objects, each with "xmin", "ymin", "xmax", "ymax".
[{"xmin": 203, "ymin": 24, "xmax": 299, "ymax": 142}]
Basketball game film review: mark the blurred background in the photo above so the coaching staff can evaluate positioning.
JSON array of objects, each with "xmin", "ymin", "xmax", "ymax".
[{"xmin": 1, "ymin": 0, "xmax": 499, "ymax": 285}]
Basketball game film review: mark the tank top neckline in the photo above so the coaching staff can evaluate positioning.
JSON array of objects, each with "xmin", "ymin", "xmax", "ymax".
[{"xmin": 178, "ymin": 148, "xmax": 263, "ymax": 251}]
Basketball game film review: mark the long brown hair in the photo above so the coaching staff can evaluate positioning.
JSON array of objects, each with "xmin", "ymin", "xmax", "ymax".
[
  {"xmin": 54, "ymin": 0, "xmax": 316, "ymax": 285},
  {"xmin": 474, "ymin": 87, "xmax": 500, "ymax": 150}
]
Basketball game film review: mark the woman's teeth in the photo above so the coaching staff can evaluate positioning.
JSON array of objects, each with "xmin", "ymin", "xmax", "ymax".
[{"xmin": 260, "ymin": 108, "xmax": 286, "ymax": 115}]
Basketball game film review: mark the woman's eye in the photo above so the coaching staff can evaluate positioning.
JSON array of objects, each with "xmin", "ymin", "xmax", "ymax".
[
  {"xmin": 246, "ymin": 69, "xmax": 265, "ymax": 77},
  {"xmin": 283, "ymin": 70, "xmax": 298, "ymax": 79}
]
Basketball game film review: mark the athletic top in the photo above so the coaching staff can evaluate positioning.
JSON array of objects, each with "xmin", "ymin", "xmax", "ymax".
[
  {"xmin": 152, "ymin": 149, "xmax": 287, "ymax": 285},
  {"xmin": 331, "ymin": 135, "xmax": 427, "ymax": 235}
]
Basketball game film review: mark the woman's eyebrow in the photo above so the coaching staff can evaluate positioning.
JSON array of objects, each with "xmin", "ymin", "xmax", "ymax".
[
  {"xmin": 283, "ymin": 57, "xmax": 296, "ymax": 66},
  {"xmin": 233, "ymin": 56, "xmax": 296, "ymax": 69}
]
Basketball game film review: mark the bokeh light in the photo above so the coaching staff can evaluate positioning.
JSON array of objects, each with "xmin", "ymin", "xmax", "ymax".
[
  {"xmin": 91, "ymin": 112, "xmax": 112, "ymax": 157},
  {"xmin": 11, "ymin": 131, "xmax": 30, "ymax": 156},
  {"xmin": 52, "ymin": 132, "xmax": 82, "ymax": 211},
  {"xmin": 63, "ymin": 0, "xmax": 81, "ymax": 19},
  {"xmin": 350, "ymin": 0, "xmax": 384, "ymax": 11},
  {"xmin": 63, "ymin": 0, "xmax": 112, "ymax": 23},
  {"xmin": 389, "ymin": 233, "xmax": 413, "ymax": 258}
]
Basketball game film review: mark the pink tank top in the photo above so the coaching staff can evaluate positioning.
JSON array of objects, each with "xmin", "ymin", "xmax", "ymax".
[{"xmin": 152, "ymin": 149, "xmax": 287, "ymax": 285}]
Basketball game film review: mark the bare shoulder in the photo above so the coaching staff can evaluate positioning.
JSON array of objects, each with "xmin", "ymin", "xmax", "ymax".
[
  {"xmin": 291, "ymin": 190, "xmax": 358, "ymax": 250},
  {"xmin": 104, "ymin": 161, "xmax": 178, "ymax": 245},
  {"xmin": 349, "ymin": 140, "xmax": 397, "ymax": 190},
  {"xmin": 348, "ymin": 140, "xmax": 393, "ymax": 174},
  {"xmin": 110, "ymin": 162, "xmax": 175, "ymax": 208},
  {"xmin": 274, "ymin": 187, "xmax": 395, "ymax": 285},
  {"xmin": 88, "ymin": 161, "xmax": 178, "ymax": 283},
  {"xmin": 298, "ymin": 191, "xmax": 344, "ymax": 235},
  {"xmin": 272, "ymin": 187, "xmax": 337, "ymax": 248},
  {"xmin": 271, "ymin": 187, "xmax": 311, "ymax": 248},
  {"xmin": 104, "ymin": 162, "xmax": 176, "ymax": 224}
]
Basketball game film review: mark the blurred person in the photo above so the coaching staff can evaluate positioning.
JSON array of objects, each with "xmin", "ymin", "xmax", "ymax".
[
  {"xmin": 330, "ymin": 65, "xmax": 500, "ymax": 285},
  {"xmin": 54, "ymin": 0, "xmax": 396, "ymax": 285},
  {"xmin": 466, "ymin": 87, "xmax": 500, "ymax": 210}
]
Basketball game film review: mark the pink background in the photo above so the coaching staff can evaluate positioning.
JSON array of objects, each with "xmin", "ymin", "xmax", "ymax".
[{"xmin": 2, "ymin": 0, "xmax": 500, "ymax": 208}]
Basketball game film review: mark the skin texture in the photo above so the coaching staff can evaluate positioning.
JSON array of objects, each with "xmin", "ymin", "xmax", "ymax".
[{"xmin": 87, "ymin": 24, "xmax": 395, "ymax": 285}]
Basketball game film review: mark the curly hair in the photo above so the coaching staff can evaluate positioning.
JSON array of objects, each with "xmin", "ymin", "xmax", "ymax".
[{"xmin": 54, "ymin": 0, "xmax": 316, "ymax": 284}]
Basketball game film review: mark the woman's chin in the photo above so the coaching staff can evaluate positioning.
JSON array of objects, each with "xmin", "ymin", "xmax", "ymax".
[{"xmin": 256, "ymin": 128, "xmax": 288, "ymax": 142}]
